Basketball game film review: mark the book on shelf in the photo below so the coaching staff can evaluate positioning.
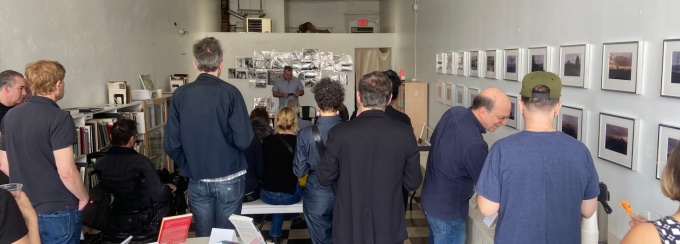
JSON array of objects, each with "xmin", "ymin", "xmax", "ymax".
[
  {"xmin": 229, "ymin": 214, "xmax": 265, "ymax": 244},
  {"xmin": 157, "ymin": 213, "xmax": 192, "ymax": 244}
]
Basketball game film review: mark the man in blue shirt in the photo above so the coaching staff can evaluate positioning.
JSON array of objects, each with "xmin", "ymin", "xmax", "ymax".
[
  {"xmin": 420, "ymin": 87, "xmax": 510, "ymax": 244},
  {"xmin": 163, "ymin": 37, "xmax": 253, "ymax": 237},
  {"xmin": 272, "ymin": 66, "xmax": 304, "ymax": 108}
]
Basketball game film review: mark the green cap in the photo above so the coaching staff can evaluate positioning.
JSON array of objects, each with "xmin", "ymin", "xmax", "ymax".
[{"xmin": 520, "ymin": 71, "xmax": 562, "ymax": 99}]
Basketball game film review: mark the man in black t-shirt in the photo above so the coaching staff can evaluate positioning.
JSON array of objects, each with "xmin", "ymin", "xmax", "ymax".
[{"xmin": 0, "ymin": 70, "xmax": 28, "ymax": 185}]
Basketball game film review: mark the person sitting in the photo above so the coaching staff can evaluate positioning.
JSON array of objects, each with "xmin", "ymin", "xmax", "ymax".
[
  {"xmin": 243, "ymin": 115, "xmax": 267, "ymax": 203},
  {"xmin": 622, "ymin": 145, "xmax": 680, "ymax": 243},
  {"xmin": 94, "ymin": 119, "xmax": 176, "ymax": 232},
  {"xmin": 250, "ymin": 107, "xmax": 274, "ymax": 136},
  {"xmin": 286, "ymin": 99, "xmax": 313, "ymax": 130},
  {"xmin": 260, "ymin": 107, "xmax": 303, "ymax": 243},
  {"xmin": 0, "ymin": 190, "xmax": 40, "ymax": 244}
]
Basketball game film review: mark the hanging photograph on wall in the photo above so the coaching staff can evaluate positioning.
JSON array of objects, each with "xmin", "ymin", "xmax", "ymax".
[
  {"xmin": 469, "ymin": 50, "xmax": 480, "ymax": 77},
  {"xmin": 506, "ymin": 95, "xmax": 518, "ymax": 129},
  {"xmin": 228, "ymin": 68, "xmax": 236, "ymax": 79},
  {"xmin": 446, "ymin": 53, "xmax": 455, "ymax": 75},
  {"xmin": 559, "ymin": 44, "xmax": 590, "ymax": 88},
  {"xmin": 319, "ymin": 51, "xmax": 334, "ymax": 71},
  {"xmin": 302, "ymin": 48, "xmax": 320, "ymax": 61},
  {"xmin": 455, "ymin": 85, "xmax": 467, "ymax": 107},
  {"xmin": 298, "ymin": 70, "xmax": 319, "ymax": 87},
  {"xmin": 436, "ymin": 82, "xmax": 443, "ymax": 102},
  {"xmin": 255, "ymin": 69, "xmax": 268, "ymax": 80},
  {"xmin": 446, "ymin": 83, "xmax": 455, "ymax": 106},
  {"xmin": 334, "ymin": 54, "xmax": 353, "ymax": 72},
  {"xmin": 661, "ymin": 39, "xmax": 680, "ymax": 98},
  {"xmin": 435, "ymin": 53, "xmax": 443, "ymax": 74},
  {"xmin": 236, "ymin": 70, "xmax": 247, "ymax": 79},
  {"xmin": 601, "ymin": 41, "xmax": 643, "ymax": 94},
  {"xmin": 504, "ymin": 48, "xmax": 522, "ymax": 81},
  {"xmin": 268, "ymin": 70, "xmax": 283, "ymax": 85},
  {"xmin": 325, "ymin": 72, "xmax": 348, "ymax": 85},
  {"xmin": 657, "ymin": 124, "xmax": 680, "ymax": 179},
  {"xmin": 468, "ymin": 87, "xmax": 479, "ymax": 106},
  {"xmin": 457, "ymin": 51, "xmax": 468, "ymax": 76},
  {"xmin": 598, "ymin": 113, "xmax": 638, "ymax": 170},
  {"xmin": 485, "ymin": 50, "xmax": 499, "ymax": 79},
  {"xmin": 528, "ymin": 47, "xmax": 551, "ymax": 73},
  {"xmin": 441, "ymin": 53, "xmax": 448, "ymax": 74},
  {"xmin": 558, "ymin": 106, "xmax": 586, "ymax": 141}
]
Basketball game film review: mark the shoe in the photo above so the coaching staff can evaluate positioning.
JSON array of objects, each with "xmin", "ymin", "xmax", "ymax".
[
  {"xmin": 272, "ymin": 236, "xmax": 282, "ymax": 244},
  {"xmin": 290, "ymin": 216, "xmax": 306, "ymax": 228}
]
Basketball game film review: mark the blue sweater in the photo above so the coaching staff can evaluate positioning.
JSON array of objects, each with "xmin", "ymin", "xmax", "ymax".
[{"xmin": 163, "ymin": 73, "xmax": 253, "ymax": 180}]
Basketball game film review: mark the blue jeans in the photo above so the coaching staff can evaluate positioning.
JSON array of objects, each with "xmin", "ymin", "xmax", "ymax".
[
  {"xmin": 188, "ymin": 175, "xmax": 245, "ymax": 237},
  {"xmin": 260, "ymin": 185, "xmax": 303, "ymax": 238},
  {"xmin": 302, "ymin": 179, "xmax": 334, "ymax": 244},
  {"xmin": 37, "ymin": 208, "xmax": 82, "ymax": 244},
  {"xmin": 426, "ymin": 214, "xmax": 466, "ymax": 244}
]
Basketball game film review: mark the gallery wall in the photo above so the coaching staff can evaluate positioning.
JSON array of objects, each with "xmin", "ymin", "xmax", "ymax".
[
  {"xmin": 0, "ymin": 0, "xmax": 221, "ymax": 108},
  {"xmin": 410, "ymin": 0, "xmax": 680, "ymax": 241},
  {"xmin": 286, "ymin": 1, "xmax": 380, "ymax": 33}
]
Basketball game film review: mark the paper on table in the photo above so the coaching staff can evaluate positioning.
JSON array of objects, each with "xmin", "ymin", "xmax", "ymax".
[
  {"xmin": 229, "ymin": 214, "xmax": 265, "ymax": 244},
  {"xmin": 208, "ymin": 228, "xmax": 236, "ymax": 244},
  {"xmin": 483, "ymin": 213, "xmax": 498, "ymax": 228}
]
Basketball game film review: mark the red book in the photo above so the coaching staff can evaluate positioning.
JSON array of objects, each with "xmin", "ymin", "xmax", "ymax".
[{"xmin": 157, "ymin": 213, "xmax": 193, "ymax": 244}]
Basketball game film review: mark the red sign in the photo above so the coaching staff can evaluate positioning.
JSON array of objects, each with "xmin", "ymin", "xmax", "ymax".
[{"xmin": 358, "ymin": 18, "xmax": 368, "ymax": 26}]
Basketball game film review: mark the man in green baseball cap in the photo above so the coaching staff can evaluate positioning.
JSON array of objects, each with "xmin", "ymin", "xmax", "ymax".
[{"xmin": 475, "ymin": 71, "xmax": 600, "ymax": 243}]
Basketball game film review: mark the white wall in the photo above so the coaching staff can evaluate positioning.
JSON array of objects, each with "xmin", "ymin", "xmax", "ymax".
[
  {"xmin": 412, "ymin": 0, "xmax": 680, "ymax": 241},
  {"xmin": 0, "ymin": 0, "xmax": 221, "ymax": 108},
  {"xmin": 380, "ymin": 0, "xmax": 416, "ymax": 80},
  {"xmin": 209, "ymin": 32, "xmax": 396, "ymax": 110},
  {"xmin": 286, "ymin": 1, "xmax": 380, "ymax": 33}
]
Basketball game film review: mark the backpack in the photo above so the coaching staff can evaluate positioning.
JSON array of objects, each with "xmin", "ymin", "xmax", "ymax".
[{"xmin": 82, "ymin": 184, "xmax": 113, "ymax": 230}]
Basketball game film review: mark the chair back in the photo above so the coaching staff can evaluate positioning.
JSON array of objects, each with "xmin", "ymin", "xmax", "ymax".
[{"xmin": 300, "ymin": 106, "xmax": 318, "ymax": 124}]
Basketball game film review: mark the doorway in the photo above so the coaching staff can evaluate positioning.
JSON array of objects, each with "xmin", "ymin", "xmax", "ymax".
[{"xmin": 353, "ymin": 47, "xmax": 391, "ymax": 110}]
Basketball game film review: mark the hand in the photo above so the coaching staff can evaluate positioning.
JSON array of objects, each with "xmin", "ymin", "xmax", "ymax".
[
  {"xmin": 166, "ymin": 183, "xmax": 177, "ymax": 193},
  {"xmin": 15, "ymin": 192, "xmax": 36, "ymax": 217},
  {"xmin": 78, "ymin": 198, "xmax": 89, "ymax": 211},
  {"xmin": 293, "ymin": 92, "xmax": 299, "ymax": 97},
  {"xmin": 282, "ymin": 93, "xmax": 289, "ymax": 98}
]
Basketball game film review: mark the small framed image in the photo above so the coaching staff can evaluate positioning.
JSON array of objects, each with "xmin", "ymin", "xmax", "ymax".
[
  {"xmin": 436, "ymin": 82, "xmax": 444, "ymax": 102},
  {"xmin": 447, "ymin": 52, "xmax": 456, "ymax": 75},
  {"xmin": 436, "ymin": 53, "xmax": 443, "ymax": 74},
  {"xmin": 456, "ymin": 51, "xmax": 468, "ymax": 76},
  {"xmin": 441, "ymin": 53, "xmax": 448, "ymax": 74},
  {"xmin": 485, "ymin": 50, "xmax": 499, "ymax": 79},
  {"xmin": 469, "ymin": 51, "xmax": 481, "ymax": 77},
  {"xmin": 598, "ymin": 113, "xmax": 639, "ymax": 170},
  {"xmin": 528, "ymin": 47, "xmax": 551, "ymax": 73},
  {"xmin": 657, "ymin": 125, "xmax": 680, "ymax": 179},
  {"xmin": 559, "ymin": 44, "xmax": 590, "ymax": 88},
  {"xmin": 504, "ymin": 48, "xmax": 522, "ymax": 81},
  {"xmin": 506, "ymin": 95, "xmax": 518, "ymax": 129},
  {"xmin": 601, "ymin": 41, "xmax": 643, "ymax": 94},
  {"xmin": 455, "ymin": 85, "xmax": 467, "ymax": 107},
  {"xmin": 558, "ymin": 106, "xmax": 586, "ymax": 141},
  {"xmin": 468, "ymin": 87, "xmax": 479, "ymax": 106},
  {"xmin": 661, "ymin": 39, "xmax": 680, "ymax": 98},
  {"xmin": 445, "ymin": 82, "xmax": 454, "ymax": 106}
]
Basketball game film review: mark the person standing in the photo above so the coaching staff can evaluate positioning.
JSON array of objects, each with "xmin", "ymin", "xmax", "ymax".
[
  {"xmin": 420, "ymin": 87, "xmax": 510, "ymax": 244},
  {"xmin": 293, "ymin": 78, "xmax": 345, "ymax": 244},
  {"xmin": 272, "ymin": 66, "xmax": 304, "ymax": 108},
  {"xmin": 164, "ymin": 37, "xmax": 253, "ymax": 237},
  {"xmin": 0, "ymin": 60, "xmax": 88, "ymax": 243},
  {"xmin": 318, "ymin": 72, "xmax": 422, "ymax": 243},
  {"xmin": 476, "ymin": 71, "xmax": 599, "ymax": 243},
  {"xmin": 0, "ymin": 70, "xmax": 28, "ymax": 185}
]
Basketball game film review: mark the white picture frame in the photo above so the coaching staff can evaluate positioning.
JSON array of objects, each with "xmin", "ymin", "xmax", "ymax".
[
  {"xmin": 504, "ymin": 48, "xmax": 523, "ymax": 81},
  {"xmin": 469, "ymin": 50, "xmax": 481, "ymax": 77},
  {"xmin": 661, "ymin": 39, "xmax": 680, "ymax": 98},
  {"xmin": 457, "ymin": 51, "xmax": 468, "ymax": 76},
  {"xmin": 601, "ymin": 41, "xmax": 643, "ymax": 94},
  {"xmin": 455, "ymin": 85, "xmax": 467, "ymax": 107},
  {"xmin": 558, "ymin": 106, "xmax": 586, "ymax": 141},
  {"xmin": 506, "ymin": 95, "xmax": 518, "ymax": 129},
  {"xmin": 657, "ymin": 125, "xmax": 680, "ymax": 179},
  {"xmin": 559, "ymin": 44, "xmax": 590, "ymax": 88},
  {"xmin": 598, "ymin": 113, "xmax": 639, "ymax": 170},
  {"xmin": 436, "ymin": 53, "xmax": 443, "ymax": 74},
  {"xmin": 445, "ymin": 82, "xmax": 454, "ymax": 106},
  {"xmin": 436, "ymin": 82, "xmax": 444, "ymax": 103},
  {"xmin": 441, "ymin": 52, "xmax": 448, "ymax": 74},
  {"xmin": 485, "ymin": 50, "xmax": 499, "ymax": 79},
  {"xmin": 468, "ymin": 87, "xmax": 480, "ymax": 106},
  {"xmin": 447, "ymin": 52, "xmax": 456, "ymax": 75},
  {"xmin": 528, "ymin": 46, "xmax": 551, "ymax": 73}
]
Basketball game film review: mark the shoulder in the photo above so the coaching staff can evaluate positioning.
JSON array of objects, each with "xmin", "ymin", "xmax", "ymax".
[{"xmin": 621, "ymin": 222, "xmax": 660, "ymax": 244}]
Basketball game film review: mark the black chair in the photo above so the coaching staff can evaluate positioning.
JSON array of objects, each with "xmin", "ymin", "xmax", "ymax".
[{"xmin": 299, "ymin": 106, "xmax": 318, "ymax": 124}]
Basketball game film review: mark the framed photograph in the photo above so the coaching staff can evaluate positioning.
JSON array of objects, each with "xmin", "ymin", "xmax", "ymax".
[
  {"xmin": 504, "ymin": 48, "xmax": 522, "ymax": 81},
  {"xmin": 445, "ymin": 83, "xmax": 455, "ymax": 106},
  {"xmin": 559, "ymin": 44, "xmax": 590, "ymax": 88},
  {"xmin": 506, "ymin": 95, "xmax": 518, "ymax": 129},
  {"xmin": 436, "ymin": 53, "xmax": 443, "ymax": 74},
  {"xmin": 661, "ymin": 39, "xmax": 680, "ymax": 98},
  {"xmin": 469, "ymin": 51, "xmax": 481, "ymax": 77},
  {"xmin": 468, "ymin": 87, "xmax": 479, "ymax": 106},
  {"xmin": 528, "ymin": 47, "xmax": 551, "ymax": 73},
  {"xmin": 601, "ymin": 41, "xmax": 643, "ymax": 94},
  {"xmin": 558, "ymin": 106, "xmax": 586, "ymax": 141},
  {"xmin": 455, "ymin": 85, "xmax": 467, "ymax": 107},
  {"xmin": 436, "ymin": 82, "xmax": 443, "ymax": 102},
  {"xmin": 598, "ymin": 113, "xmax": 639, "ymax": 170},
  {"xmin": 456, "ymin": 51, "xmax": 468, "ymax": 76},
  {"xmin": 447, "ymin": 52, "xmax": 456, "ymax": 75},
  {"xmin": 657, "ymin": 125, "xmax": 680, "ymax": 179},
  {"xmin": 485, "ymin": 50, "xmax": 499, "ymax": 79},
  {"xmin": 441, "ymin": 53, "xmax": 449, "ymax": 74}
]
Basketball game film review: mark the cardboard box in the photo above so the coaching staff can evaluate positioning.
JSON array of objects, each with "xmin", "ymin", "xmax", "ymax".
[
  {"xmin": 170, "ymin": 74, "xmax": 189, "ymax": 93},
  {"xmin": 107, "ymin": 81, "xmax": 129, "ymax": 105}
]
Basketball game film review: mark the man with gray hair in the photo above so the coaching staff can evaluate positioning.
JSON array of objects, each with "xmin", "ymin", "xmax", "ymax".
[
  {"xmin": 0, "ymin": 70, "xmax": 27, "ymax": 184},
  {"xmin": 164, "ymin": 37, "xmax": 253, "ymax": 237},
  {"xmin": 318, "ymin": 71, "xmax": 422, "ymax": 243}
]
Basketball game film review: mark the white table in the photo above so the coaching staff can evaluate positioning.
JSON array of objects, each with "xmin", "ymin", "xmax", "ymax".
[{"xmin": 241, "ymin": 199, "xmax": 303, "ymax": 215}]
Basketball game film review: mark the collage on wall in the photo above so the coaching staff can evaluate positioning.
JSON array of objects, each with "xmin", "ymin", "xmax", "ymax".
[
  {"xmin": 433, "ymin": 39, "xmax": 680, "ymax": 177},
  {"xmin": 227, "ymin": 49, "xmax": 352, "ymax": 89}
]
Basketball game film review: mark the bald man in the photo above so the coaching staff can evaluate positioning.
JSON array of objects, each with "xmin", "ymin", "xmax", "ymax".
[{"xmin": 420, "ymin": 87, "xmax": 511, "ymax": 244}]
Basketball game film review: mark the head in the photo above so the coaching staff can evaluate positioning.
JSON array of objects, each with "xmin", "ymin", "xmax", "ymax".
[
  {"xmin": 110, "ymin": 119, "xmax": 138, "ymax": 147},
  {"xmin": 24, "ymin": 60, "xmax": 66, "ymax": 100},
  {"xmin": 283, "ymin": 66, "xmax": 293, "ymax": 81},
  {"xmin": 383, "ymin": 69, "xmax": 401, "ymax": 100},
  {"xmin": 250, "ymin": 107, "xmax": 270, "ymax": 121},
  {"xmin": 251, "ymin": 117, "xmax": 271, "ymax": 140},
  {"xmin": 357, "ymin": 72, "xmax": 392, "ymax": 110},
  {"xmin": 312, "ymin": 78, "xmax": 345, "ymax": 113},
  {"xmin": 0, "ymin": 70, "xmax": 27, "ymax": 106},
  {"xmin": 286, "ymin": 99, "xmax": 300, "ymax": 113},
  {"xmin": 193, "ymin": 37, "xmax": 224, "ymax": 73},
  {"xmin": 519, "ymin": 71, "xmax": 562, "ymax": 116},
  {"xmin": 275, "ymin": 107, "xmax": 298, "ymax": 134},
  {"xmin": 662, "ymin": 144, "xmax": 680, "ymax": 201},
  {"xmin": 471, "ymin": 88, "xmax": 511, "ymax": 132}
]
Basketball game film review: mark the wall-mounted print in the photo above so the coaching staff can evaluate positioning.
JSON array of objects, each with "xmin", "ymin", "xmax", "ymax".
[
  {"xmin": 469, "ymin": 51, "xmax": 481, "ymax": 77},
  {"xmin": 447, "ymin": 52, "xmax": 455, "ymax": 75},
  {"xmin": 601, "ymin": 41, "xmax": 643, "ymax": 94},
  {"xmin": 657, "ymin": 124, "xmax": 680, "ymax": 179},
  {"xmin": 436, "ymin": 53, "xmax": 443, "ymax": 74},
  {"xmin": 441, "ymin": 53, "xmax": 448, "ymax": 74},
  {"xmin": 506, "ymin": 95, "xmax": 518, "ymax": 129},
  {"xmin": 448, "ymin": 83, "xmax": 456, "ymax": 106},
  {"xmin": 457, "ymin": 51, "xmax": 468, "ymax": 76},
  {"xmin": 559, "ymin": 44, "xmax": 590, "ymax": 88},
  {"xmin": 445, "ymin": 82, "xmax": 454, "ymax": 106},
  {"xmin": 558, "ymin": 106, "xmax": 586, "ymax": 141},
  {"xmin": 661, "ymin": 39, "xmax": 680, "ymax": 98},
  {"xmin": 468, "ymin": 87, "xmax": 479, "ymax": 106},
  {"xmin": 504, "ymin": 49, "xmax": 522, "ymax": 81},
  {"xmin": 436, "ymin": 82, "xmax": 443, "ymax": 102},
  {"xmin": 485, "ymin": 50, "xmax": 499, "ymax": 79},
  {"xmin": 455, "ymin": 85, "xmax": 467, "ymax": 107},
  {"xmin": 598, "ymin": 113, "xmax": 638, "ymax": 170},
  {"xmin": 528, "ymin": 47, "xmax": 551, "ymax": 73},
  {"xmin": 268, "ymin": 70, "xmax": 283, "ymax": 85}
]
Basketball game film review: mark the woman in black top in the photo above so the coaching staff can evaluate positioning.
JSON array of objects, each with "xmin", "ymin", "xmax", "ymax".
[{"xmin": 259, "ymin": 107, "xmax": 302, "ymax": 242}]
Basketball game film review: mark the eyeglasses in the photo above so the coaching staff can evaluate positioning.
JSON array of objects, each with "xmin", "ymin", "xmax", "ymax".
[{"xmin": 489, "ymin": 109, "xmax": 510, "ymax": 121}]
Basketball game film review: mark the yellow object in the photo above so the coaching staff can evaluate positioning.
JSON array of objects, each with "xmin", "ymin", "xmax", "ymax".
[
  {"xmin": 620, "ymin": 200, "xmax": 634, "ymax": 216},
  {"xmin": 299, "ymin": 174, "xmax": 308, "ymax": 188}
]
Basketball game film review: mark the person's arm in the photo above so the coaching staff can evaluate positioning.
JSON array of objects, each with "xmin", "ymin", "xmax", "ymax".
[
  {"xmin": 581, "ymin": 150, "xmax": 600, "ymax": 218},
  {"xmin": 54, "ymin": 147, "xmax": 88, "ymax": 210},
  {"xmin": 15, "ymin": 192, "xmax": 39, "ymax": 244},
  {"xmin": 140, "ymin": 158, "xmax": 173, "ymax": 202},
  {"xmin": 293, "ymin": 132, "xmax": 310, "ymax": 177},
  {"xmin": 402, "ymin": 133, "xmax": 422, "ymax": 191},
  {"xmin": 477, "ymin": 194, "xmax": 500, "ymax": 217},
  {"xmin": 271, "ymin": 82, "xmax": 287, "ymax": 98},
  {"xmin": 0, "ymin": 150, "xmax": 8, "ymax": 177},
  {"xmin": 464, "ymin": 142, "xmax": 490, "ymax": 183},
  {"xmin": 229, "ymin": 90, "xmax": 254, "ymax": 151},
  {"xmin": 581, "ymin": 198, "xmax": 597, "ymax": 218},
  {"xmin": 163, "ymin": 97, "xmax": 185, "ymax": 168},
  {"xmin": 294, "ymin": 80, "xmax": 304, "ymax": 97},
  {"xmin": 621, "ymin": 222, "xmax": 660, "ymax": 244},
  {"xmin": 473, "ymin": 144, "xmax": 502, "ymax": 217},
  {"xmin": 317, "ymin": 129, "xmax": 340, "ymax": 186}
]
